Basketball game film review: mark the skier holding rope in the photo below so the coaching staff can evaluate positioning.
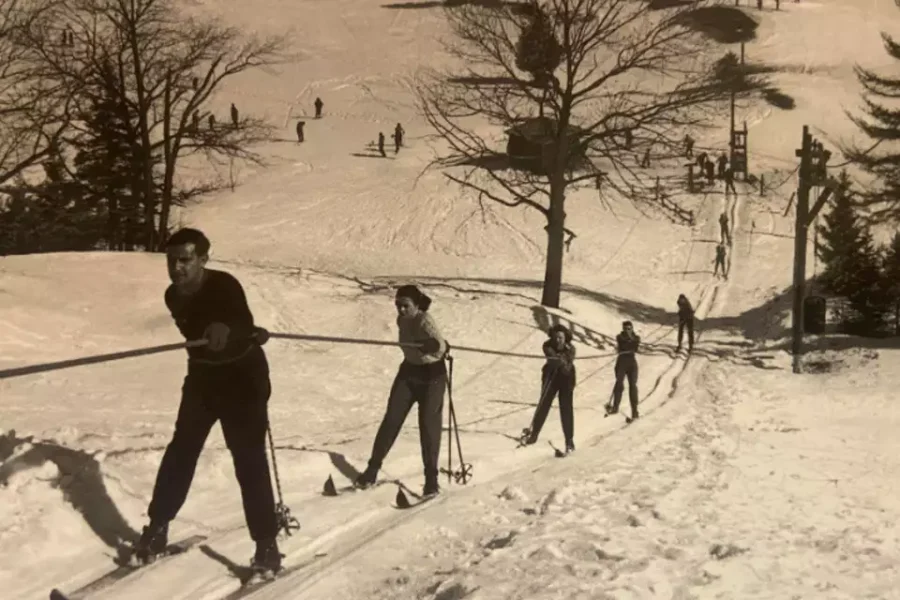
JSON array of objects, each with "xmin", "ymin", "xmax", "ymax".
[
  {"xmin": 521, "ymin": 325, "xmax": 577, "ymax": 454},
  {"xmin": 133, "ymin": 228, "xmax": 283, "ymax": 577},
  {"xmin": 355, "ymin": 285, "xmax": 448, "ymax": 497},
  {"xmin": 606, "ymin": 321, "xmax": 641, "ymax": 422},
  {"xmin": 676, "ymin": 293, "xmax": 695, "ymax": 354}
]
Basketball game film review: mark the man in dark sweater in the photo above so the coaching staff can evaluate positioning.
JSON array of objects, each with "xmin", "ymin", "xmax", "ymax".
[
  {"xmin": 608, "ymin": 321, "xmax": 641, "ymax": 421},
  {"xmin": 133, "ymin": 228, "xmax": 282, "ymax": 576},
  {"xmin": 676, "ymin": 293, "xmax": 695, "ymax": 353}
]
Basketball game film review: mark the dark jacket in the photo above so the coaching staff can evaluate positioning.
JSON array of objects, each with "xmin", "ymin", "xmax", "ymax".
[
  {"xmin": 542, "ymin": 339, "xmax": 576, "ymax": 386},
  {"xmin": 616, "ymin": 332, "xmax": 640, "ymax": 360},
  {"xmin": 677, "ymin": 297, "xmax": 694, "ymax": 321},
  {"xmin": 165, "ymin": 269, "xmax": 262, "ymax": 366}
]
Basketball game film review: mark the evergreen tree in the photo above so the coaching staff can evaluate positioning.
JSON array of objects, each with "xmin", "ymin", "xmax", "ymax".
[
  {"xmin": 515, "ymin": 3, "xmax": 562, "ymax": 120},
  {"xmin": 881, "ymin": 231, "xmax": 900, "ymax": 334},
  {"xmin": 71, "ymin": 58, "xmax": 149, "ymax": 250},
  {"xmin": 816, "ymin": 170, "xmax": 887, "ymax": 332},
  {"xmin": 843, "ymin": 26, "xmax": 900, "ymax": 222}
]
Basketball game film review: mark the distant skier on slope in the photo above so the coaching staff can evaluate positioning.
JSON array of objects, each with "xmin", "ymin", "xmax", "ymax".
[
  {"xmin": 714, "ymin": 243, "xmax": 728, "ymax": 279},
  {"xmin": 607, "ymin": 321, "xmax": 641, "ymax": 422},
  {"xmin": 355, "ymin": 285, "xmax": 448, "ymax": 498},
  {"xmin": 676, "ymin": 293, "xmax": 695, "ymax": 354},
  {"xmin": 314, "ymin": 96, "xmax": 323, "ymax": 118},
  {"xmin": 394, "ymin": 123, "xmax": 405, "ymax": 153},
  {"xmin": 133, "ymin": 228, "xmax": 283, "ymax": 577},
  {"xmin": 521, "ymin": 324, "xmax": 577, "ymax": 454},
  {"xmin": 719, "ymin": 211, "xmax": 730, "ymax": 245}
]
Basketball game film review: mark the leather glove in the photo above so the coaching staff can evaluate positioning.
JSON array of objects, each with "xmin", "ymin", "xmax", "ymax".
[
  {"xmin": 203, "ymin": 322, "xmax": 230, "ymax": 352},
  {"xmin": 420, "ymin": 338, "xmax": 442, "ymax": 354},
  {"xmin": 254, "ymin": 326, "xmax": 270, "ymax": 346}
]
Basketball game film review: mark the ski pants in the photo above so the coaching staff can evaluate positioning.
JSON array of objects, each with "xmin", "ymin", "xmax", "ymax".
[
  {"xmin": 529, "ymin": 367, "xmax": 575, "ymax": 444},
  {"xmin": 678, "ymin": 317, "xmax": 695, "ymax": 349},
  {"xmin": 714, "ymin": 257, "xmax": 726, "ymax": 276},
  {"xmin": 612, "ymin": 358, "xmax": 639, "ymax": 418},
  {"xmin": 148, "ymin": 347, "xmax": 278, "ymax": 542},
  {"xmin": 367, "ymin": 361, "xmax": 446, "ymax": 478}
]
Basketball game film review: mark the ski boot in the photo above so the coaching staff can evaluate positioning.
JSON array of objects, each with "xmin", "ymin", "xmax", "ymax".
[
  {"xmin": 519, "ymin": 427, "xmax": 537, "ymax": 446},
  {"xmin": 423, "ymin": 473, "xmax": 440, "ymax": 498},
  {"xmin": 565, "ymin": 440, "xmax": 575, "ymax": 455},
  {"xmin": 132, "ymin": 521, "xmax": 169, "ymax": 566},
  {"xmin": 354, "ymin": 463, "xmax": 379, "ymax": 489},
  {"xmin": 249, "ymin": 537, "xmax": 283, "ymax": 581}
]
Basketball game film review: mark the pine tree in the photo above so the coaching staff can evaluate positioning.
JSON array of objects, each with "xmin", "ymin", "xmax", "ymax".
[
  {"xmin": 816, "ymin": 170, "xmax": 887, "ymax": 332},
  {"xmin": 881, "ymin": 231, "xmax": 900, "ymax": 334},
  {"xmin": 844, "ymin": 27, "xmax": 900, "ymax": 222},
  {"xmin": 515, "ymin": 3, "xmax": 562, "ymax": 120},
  {"xmin": 71, "ymin": 59, "xmax": 148, "ymax": 250}
]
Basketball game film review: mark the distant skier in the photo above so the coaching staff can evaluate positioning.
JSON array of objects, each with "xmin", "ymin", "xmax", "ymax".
[
  {"xmin": 378, "ymin": 132, "xmax": 386, "ymax": 157},
  {"xmin": 296, "ymin": 120, "xmax": 305, "ymax": 143},
  {"xmin": 607, "ymin": 321, "xmax": 641, "ymax": 422},
  {"xmin": 191, "ymin": 110, "xmax": 200, "ymax": 134},
  {"xmin": 314, "ymin": 97, "xmax": 323, "ymax": 119},
  {"xmin": 354, "ymin": 285, "xmax": 448, "ymax": 498},
  {"xmin": 676, "ymin": 294, "xmax": 695, "ymax": 354},
  {"xmin": 705, "ymin": 160, "xmax": 715, "ymax": 185},
  {"xmin": 684, "ymin": 134, "xmax": 694, "ymax": 158},
  {"xmin": 133, "ymin": 228, "xmax": 282, "ymax": 577},
  {"xmin": 624, "ymin": 129, "xmax": 633, "ymax": 150},
  {"xmin": 230, "ymin": 103, "xmax": 239, "ymax": 128},
  {"xmin": 696, "ymin": 152, "xmax": 708, "ymax": 170},
  {"xmin": 640, "ymin": 147, "xmax": 651, "ymax": 168},
  {"xmin": 719, "ymin": 212, "xmax": 730, "ymax": 245},
  {"xmin": 208, "ymin": 114, "xmax": 216, "ymax": 130},
  {"xmin": 521, "ymin": 325, "xmax": 577, "ymax": 454},
  {"xmin": 724, "ymin": 166, "xmax": 737, "ymax": 195},
  {"xmin": 714, "ymin": 243, "xmax": 728, "ymax": 279},
  {"xmin": 393, "ymin": 123, "xmax": 404, "ymax": 153},
  {"xmin": 717, "ymin": 153, "xmax": 728, "ymax": 179}
]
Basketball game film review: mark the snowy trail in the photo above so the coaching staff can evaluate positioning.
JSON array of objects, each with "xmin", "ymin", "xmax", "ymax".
[{"xmin": 218, "ymin": 179, "xmax": 738, "ymax": 600}]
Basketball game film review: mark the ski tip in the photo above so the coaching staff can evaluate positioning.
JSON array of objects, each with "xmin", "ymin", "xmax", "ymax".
[
  {"xmin": 50, "ymin": 589, "xmax": 70, "ymax": 600},
  {"xmin": 322, "ymin": 474, "xmax": 338, "ymax": 497},
  {"xmin": 395, "ymin": 486, "xmax": 412, "ymax": 509}
]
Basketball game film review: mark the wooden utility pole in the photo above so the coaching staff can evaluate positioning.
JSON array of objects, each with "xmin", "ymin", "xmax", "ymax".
[{"xmin": 791, "ymin": 125, "xmax": 834, "ymax": 374}]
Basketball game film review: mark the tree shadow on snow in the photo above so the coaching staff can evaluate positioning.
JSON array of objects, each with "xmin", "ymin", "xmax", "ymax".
[
  {"xmin": 362, "ymin": 275, "xmax": 799, "ymax": 370},
  {"xmin": 351, "ymin": 152, "xmax": 395, "ymax": 159},
  {"xmin": 675, "ymin": 6, "xmax": 759, "ymax": 44},
  {"xmin": 0, "ymin": 430, "xmax": 139, "ymax": 561},
  {"xmin": 382, "ymin": 0, "xmax": 530, "ymax": 12}
]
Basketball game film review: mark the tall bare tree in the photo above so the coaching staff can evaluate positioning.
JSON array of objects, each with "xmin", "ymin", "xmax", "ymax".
[
  {"xmin": 0, "ymin": 0, "xmax": 70, "ymax": 187},
  {"xmin": 416, "ymin": 0, "xmax": 734, "ymax": 307},
  {"xmin": 20, "ymin": 0, "xmax": 290, "ymax": 250}
]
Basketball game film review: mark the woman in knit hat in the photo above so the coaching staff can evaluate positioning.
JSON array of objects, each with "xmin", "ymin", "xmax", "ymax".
[{"xmin": 355, "ymin": 284, "xmax": 448, "ymax": 497}]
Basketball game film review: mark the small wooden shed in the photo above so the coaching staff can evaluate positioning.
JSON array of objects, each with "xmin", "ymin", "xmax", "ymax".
[{"xmin": 506, "ymin": 116, "xmax": 587, "ymax": 174}]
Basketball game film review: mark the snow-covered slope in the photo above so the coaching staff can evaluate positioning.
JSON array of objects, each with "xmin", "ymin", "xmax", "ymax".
[{"xmin": 3, "ymin": 0, "xmax": 900, "ymax": 599}]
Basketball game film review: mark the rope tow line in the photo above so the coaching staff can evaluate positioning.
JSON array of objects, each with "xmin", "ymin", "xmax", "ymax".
[{"xmin": 0, "ymin": 330, "xmax": 646, "ymax": 380}]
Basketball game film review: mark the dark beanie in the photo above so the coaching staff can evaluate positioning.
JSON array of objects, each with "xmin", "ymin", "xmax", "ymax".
[{"xmin": 395, "ymin": 284, "xmax": 432, "ymax": 311}]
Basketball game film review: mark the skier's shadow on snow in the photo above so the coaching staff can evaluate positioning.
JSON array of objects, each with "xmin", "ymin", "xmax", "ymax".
[
  {"xmin": 198, "ymin": 544, "xmax": 254, "ymax": 582},
  {"xmin": 0, "ymin": 430, "xmax": 139, "ymax": 562}
]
